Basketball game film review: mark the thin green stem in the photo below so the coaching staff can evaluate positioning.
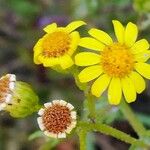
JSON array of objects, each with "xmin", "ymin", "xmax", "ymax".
[
  {"xmin": 85, "ymin": 91, "xmax": 96, "ymax": 121},
  {"xmin": 120, "ymin": 100, "xmax": 146, "ymax": 137},
  {"xmin": 78, "ymin": 130, "xmax": 87, "ymax": 150},
  {"xmin": 78, "ymin": 122, "xmax": 145, "ymax": 147}
]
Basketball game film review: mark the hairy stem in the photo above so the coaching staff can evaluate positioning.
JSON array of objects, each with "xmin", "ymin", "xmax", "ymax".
[
  {"xmin": 79, "ymin": 122, "xmax": 145, "ymax": 147},
  {"xmin": 85, "ymin": 91, "xmax": 96, "ymax": 121},
  {"xmin": 120, "ymin": 100, "xmax": 146, "ymax": 137},
  {"xmin": 78, "ymin": 130, "xmax": 87, "ymax": 150}
]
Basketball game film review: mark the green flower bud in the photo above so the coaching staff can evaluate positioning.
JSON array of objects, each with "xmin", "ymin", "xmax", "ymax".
[{"xmin": 0, "ymin": 74, "xmax": 40, "ymax": 118}]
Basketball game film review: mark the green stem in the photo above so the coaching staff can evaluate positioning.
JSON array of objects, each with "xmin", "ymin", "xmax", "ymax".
[
  {"xmin": 120, "ymin": 100, "xmax": 146, "ymax": 137},
  {"xmin": 78, "ymin": 130, "xmax": 87, "ymax": 150},
  {"xmin": 79, "ymin": 122, "xmax": 145, "ymax": 147},
  {"xmin": 85, "ymin": 91, "xmax": 96, "ymax": 121}
]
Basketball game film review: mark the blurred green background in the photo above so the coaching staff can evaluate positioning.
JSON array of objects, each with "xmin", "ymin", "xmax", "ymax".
[{"xmin": 0, "ymin": 0, "xmax": 150, "ymax": 150}]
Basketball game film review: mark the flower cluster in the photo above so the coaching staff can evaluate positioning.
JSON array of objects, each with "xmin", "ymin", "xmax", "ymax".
[
  {"xmin": 0, "ymin": 74, "xmax": 77, "ymax": 138},
  {"xmin": 34, "ymin": 20, "xmax": 150, "ymax": 105},
  {"xmin": 1, "ymin": 20, "xmax": 149, "ymax": 141}
]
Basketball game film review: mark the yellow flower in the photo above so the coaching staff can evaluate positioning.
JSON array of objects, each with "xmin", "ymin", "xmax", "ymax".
[
  {"xmin": 75, "ymin": 20, "xmax": 150, "ymax": 105},
  {"xmin": 34, "ymin": 20, "xmax": 86, "ymax": 69}
]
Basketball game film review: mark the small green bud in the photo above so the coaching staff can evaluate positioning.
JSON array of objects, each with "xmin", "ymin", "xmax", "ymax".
[{"xmin": 0, "ymin": 74, "xmax": 40, "ymax": 118}]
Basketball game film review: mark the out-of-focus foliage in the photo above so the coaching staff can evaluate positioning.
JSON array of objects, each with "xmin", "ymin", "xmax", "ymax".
[
  {"xmin": 7, "ymin": 0, "xmax": 40, "ymax": 19},
  {"xmin": 73, "ymin": 0, "xmax": 100, "ymax": 18},
  {"xmin": 133, "ymin": 0, "xmax": 150, "ymax": 14}
]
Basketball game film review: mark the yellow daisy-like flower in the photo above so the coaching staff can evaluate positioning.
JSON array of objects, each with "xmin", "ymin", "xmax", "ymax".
[
  {"xmin": 34, "ymin": 20, "xmax": 86, "ymax": 69},
  {"xmin": 75, "ymin": 20, "xmax": 150, "ymax": 105}
]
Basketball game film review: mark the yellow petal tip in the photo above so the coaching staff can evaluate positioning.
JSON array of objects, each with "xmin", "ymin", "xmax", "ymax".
[
  {"xmin": 43, "ymin": 23, "xmax": 57, "ymax": 33},
  {"xmin": 77, "ymin": 20, "xmax": 86, "ymax": 25},
  {"xmin": 112, "ymin": 19, "xmax": 118, "ymax": 23},
  {"xmin": 88, "ymin": 28, "xmax": 96, "ymax": 34}
]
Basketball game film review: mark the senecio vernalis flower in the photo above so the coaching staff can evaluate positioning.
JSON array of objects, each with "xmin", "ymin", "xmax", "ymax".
[
  {"xmin": 34, "ymin": 20, "xmax": 86, "ymax": 69},
  {"xmin": 0, "ymin": 74, "xmax": 39, "ymax": 117},
  {"xmin": 75, "ymin": 20, "xmax": 150, "ymax": 105},
  {"xmin": 37, "ymin": 100, "xmax": 76, "ymax": 138}
]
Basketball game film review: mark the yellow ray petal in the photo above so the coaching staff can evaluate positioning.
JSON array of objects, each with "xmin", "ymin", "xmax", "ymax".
[
  {"xmin": 135, "ymin": 50, "xmax": 150, "ymax": 62},
  {"xmin": 40, "ymin": 58, "xmax": 59, "ymax": 67},
  {"xmin": 121, "ymin": 76, "xmax": 136, "ymax": 103},
  {"xmin": 79, "ymin": 37, "xmax": 105, "ymax": 51},
  {"xmin": 68, "ymin": 31, "xmax": 80, "ymax": 55},
  {"xmin": 43, "ymin": 23, "xmax": 57, "ymax": 33},
  {"xmin": 131, "ymin": 39, "xmax": 149, "ymax": 54},
  {"xmin": 65, "ymin": 20, "xmax": 86, "ymax": 33},
  {"xmin": 38, "ymin": 55, "xmax": 59, "ymax": 67},
  {"xmin": 75, "ymin": 52, "xmax": 100, "ymax": 66},
  {"xmin": 124, "ymin": 22, "xmax": 138, "ymax": 47},
  {"xmin": 88, "ymin": 28, "xmax": 113, "ymax": 45},
  {"xmin": 135, "ymin": 63, "xmax": 150, "ymax": 79},
  {"xmin": 33, "ymin": 39, "xmax": 43, "ymax": 64},
  {"xmin": 34, "ymin": 53, "xmax": 41, "ymax": 64},
  {"xmin": 60, "ymin": 55, "xmax": 74, "ymax": 69},
  {"xmin": 129, "ymin": 72, "xmax": 146, "ymax": 94},
  {"xmin": 33, "ymin": 38, "xmax": 43, "ymax": 52},
  {"xmin": 112, "ymin": 20, "xmax": 125, "ymax": 44},
  {"xmin": 78, "ymin": 65, "xmax": 103, "ymax": 83},
  {"xmin": 91, "ymin": 74, "xmax": 111, "ymax": 97},
  {"xmin": 108, "ymin": 78, "xmax": 122, "ymax": 105}
]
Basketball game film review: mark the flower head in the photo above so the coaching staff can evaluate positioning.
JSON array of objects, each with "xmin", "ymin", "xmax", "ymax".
[
  {"xmin": 0, "ymin": 74, "xmax": 16, "ymax": 110},
  {"xmin": 0, "ymin": 74, "xmax": 40, "ymax": 117},
  {"xmin": 37, "ymin": 100, "xmax": 77, "ymax": 138},
  {"xmin": 34, "ymin": 20, "xmax": 86, "ymax": 70},
  {"xmin": 75, "ymin": 20, "xmax": 150, "ymax": 105}
]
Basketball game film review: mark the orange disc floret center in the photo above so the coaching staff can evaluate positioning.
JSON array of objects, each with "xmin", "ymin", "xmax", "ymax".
[
  {"xmin": 42, "ymin": 104, "xmax": 71, "ymax": 134},
  {"xmin": 101, "ymin": 43, "xmax": 135, "ymax": 78},
  {"xmin": 42, "ymin": 31, "xmax": 71, "ymax": 58},
  {"xmin": 0, "ymin": 76, "xmax": 10, "ymax": 103}
]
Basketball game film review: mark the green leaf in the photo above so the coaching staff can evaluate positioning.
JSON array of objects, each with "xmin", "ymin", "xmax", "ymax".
[
  {"xmin": 28, "ymin": 130, "xmax": 44, "ymax": 141},
  {"xmin": 136, "ymin": 113, "xmax": 150, "ymax": 127},
  {"xmin": 39, "ymin": 139, "xmax": 59, "ymax": 150}
]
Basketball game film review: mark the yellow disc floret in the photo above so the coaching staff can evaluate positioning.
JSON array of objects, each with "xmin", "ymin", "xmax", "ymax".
[
  {"xmin": 101, "ymin": 43, "xmax": 135, "ymax": 78},
  {"xmin": 42, "ymin": 31, "xmax": 71, "ymax": 58}
]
